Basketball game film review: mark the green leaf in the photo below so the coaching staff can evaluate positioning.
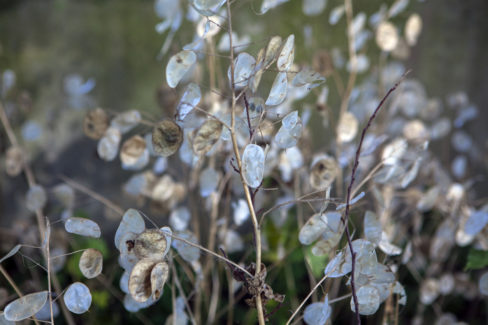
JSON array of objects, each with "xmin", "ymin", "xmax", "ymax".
[
  {"xmin": 465, "ymin": 249, "xmax": 488, "ymax": 271},
  {"xmin": 305, "ymin": 247, "xmax": 328, "ymax": 278},
  {"xmin": 91, "ymin": 290, "xmax": 110, "ymax": 309}
]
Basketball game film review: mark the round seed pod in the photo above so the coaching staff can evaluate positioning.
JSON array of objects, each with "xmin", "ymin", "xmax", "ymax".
[
  {"xmin": 134, "ymin": 229, "xmax": 168, "ymax": 260},
  {"xmin": 128, "ymin": 258, "xmax": 157, "ymax": 302},
  {"xmin": 79, "ymin": 248, "xmax": 103, "ymax": 279},
  {"xmin": 152, "ymin": 119, "xmax": 183, "ymax": 157},
  {"xmin": 5, "ymin": 146, "xmax": 23, "ymax": 176},
  {"xmin": 120, "ymin": 135, "xmax": 147, "ymax": 166},
  {"xmin": 192, "ymin": 118, "xmax": 222, "ymax": 155},
  {"xmin": 310, "ymin": 155, "xmax": 339, "ymax": 190},
  {"xmin": 83, "ymin": 108, "xmax": 110, "ymax": 140}
]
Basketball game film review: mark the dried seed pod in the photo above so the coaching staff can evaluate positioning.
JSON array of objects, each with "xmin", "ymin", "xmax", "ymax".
[
  {"xmin": 64, "ymin": 282, "xmax": 92, "ymax": 314},
  {"xmin": 129, "ymin": 258, "xmax": 157, "ymax": 302},
  {"xmin": 309, "ymin": 155, "xmax": 339, "ymax": 190},
  {"xmin": 79, "ymin": 248, "xmax": 103, "ymax": 279},
  {"xmin": 150, "ymin": 261, "xmax": 169, "ymax": 300},
  {"xmin": 5, "ymin": 146, "xmax": 23, "ymax": 176},
  {"xmin": 152, "ymin": 119, "xmax": 183, "ymax": 157},
  {"xmin": 337, "ymin": 111, "xmax": 358, "ymax": 143},
  {"xmin": 97, "ymin": 127, "xmax": 121, "ymax": 161},
  {"xmin": 83, "ymin": 108, "xmax": 109, "ymax": 140},
  {"xmin": 4, "ymin": 291, "xmax": 48, "ymax": 321},
  {"xmin": 120, "ymin": 135, "xmax": 148, "ymax": 167},
  {"xmin": 134, "ymin": 229, "xmax": 168, "ymax": 260},
  {"xmin": 192, "ymin": 118, "xmax": 222, "ymax": 155}
]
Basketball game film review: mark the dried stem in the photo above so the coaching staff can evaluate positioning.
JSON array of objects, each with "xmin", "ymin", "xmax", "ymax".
[
  {"xmin": 225, "ymin": 1, "xmax": 265, "ymax": 324},
  {"xmin": 341, "ymin": 70, "xmax": 410, "ymax": 325},
  {"xmin": 0, "ymin": 101, "xmax": 75, "ymax": 325}
]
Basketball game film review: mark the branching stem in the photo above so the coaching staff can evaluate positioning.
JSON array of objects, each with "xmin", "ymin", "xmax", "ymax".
[{"xmin": 341, "ymin": 70, "xmax": 409, "ymax": 325}]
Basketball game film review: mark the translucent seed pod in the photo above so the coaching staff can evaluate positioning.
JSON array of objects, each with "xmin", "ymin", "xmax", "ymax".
[{"xmin": 83, "ymin": 108, "xmax": 110, "ymax": 140}]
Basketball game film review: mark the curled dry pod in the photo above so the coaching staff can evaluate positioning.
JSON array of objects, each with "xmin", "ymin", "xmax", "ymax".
[
  {"xmin": 134, "ymin": 229, "xmax": 168, "ymax": 260},
  {"xmin": 151, "ymin": 261, "xmax": 169, "ymax": 300},
  {"xmin": 152, "ymin": 119, "xmax": 183, "ymax": 157},
  {"xmin": 309, "ymin": 156, "xmax": 339, "ymax": 190},
  {"xmin": 79, "ymin": 248, "xmax": 103, "ymax": 279},
  {"xmin": 83, "ymin": 108, "xmax": 110, "ymax": 140},
  {"xmin": 5, "ymin": 146, "xmax": 23, "ymax": 176},
  {"xmin": 120, "ymin": 135, "xmax": 147, "ymax": 166},
  {"xmin": 192, "ymin": 118, "xmax": 222, "ymax": 155},
  {"xmin": 129, "ymin": 258, "xmax": 157, "ymax": 302}
]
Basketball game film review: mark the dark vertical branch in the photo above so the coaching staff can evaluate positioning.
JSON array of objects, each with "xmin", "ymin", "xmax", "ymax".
[{"xmin": 341, "ymin": 70, "xmax": 410, "ymax": 325}]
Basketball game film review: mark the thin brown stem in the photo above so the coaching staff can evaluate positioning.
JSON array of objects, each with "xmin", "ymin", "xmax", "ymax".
[{"xmin": 341, "ymin": 70, "xmax": 410, "ymax": 325}]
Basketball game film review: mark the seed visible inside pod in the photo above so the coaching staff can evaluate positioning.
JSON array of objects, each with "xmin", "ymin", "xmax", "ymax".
[
  {"xmin": 79, "ymin": 248, "xmax": 103, "ymax": 279},
  {"xmin": 152, "ymin": 119, "xmax": 183, "ymax": 157},
  {"xmin": 150, "ymin": 261, "xmax": 169, "ymax": 300},
  {"xmin": 120, "ymin": 135, "xmax": 147, "ymax": 166},
  {"xmin": 83, "ymin": 108, "xmax": 110, "ymax": 140},
  {"xmin": 129, "ymin": 258, "xmax": 157, "ymax": 302},
  {"xmin": 134, "ymin": 229, "xmax": 168, "ymax": 260},
  {"xmin": 192, "ymin": 118, "xmax": 222, "ymax": 155},
  {"xmin": 310, "ymin": 156, "xmax": 339, "ymax": 190}
]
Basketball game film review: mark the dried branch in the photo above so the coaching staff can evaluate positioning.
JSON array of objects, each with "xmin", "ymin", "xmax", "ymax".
[{"xmin": 341, "ymin": 70, "xmax": 410, "ymax": 325}]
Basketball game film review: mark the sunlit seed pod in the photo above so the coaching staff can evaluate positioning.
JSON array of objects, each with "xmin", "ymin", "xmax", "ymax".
[
  {"xmin": 65, "ymin": 217, "xmax": 101, "ymax": 238},
  {"xmin": 265, "ymin": 71, "xmax": 288, "ymax": 106},
  {"xmin": 26, "ymin": 184, "xmax": 47, "ymax": 212},
  {"xmin": 382, "ymin": 138, "xmax": 407, "ymax": 165},
  {"xmin": 376, "ymin": 21, "xmax": 399, "ymax": 52},
  {"xmin": 150, "ymin": 261, "xmax": 169, "ymax": 300},
  {"xmin": 172, "ymin": 231, "xmax": 200, "ymax": 263},
  {"xmin": 134, "ymin": 229, "xmax": 168, "ymax": 260},
  {"xmin": 299, "ymin": 213, "xmax": 328, "ymax": 245},
  {"xmin": 291, "ymin": 67, "xmax": 326, "ymax": 89},
  {"xmin": 420, "ymin": 278, "xmax": 440, "ymax": 305},
  {"xmin": 83, "ymin": 108, "xmax": 109, "ymax": 140},
  {"xmin": 120, "ymin": 135, "xmax": 148, "ymax": 168},
  {"xmin": 152, "ymin": 119, "xmax": 183, "ymax": 157},
  {"xmin": 309, "ymin": 155, "xmax": 339, "ymax": 190},
  {"xmin": 277, "ymin": 34, "xmax": 295, "ymax": 72},
  {"xmin": 169, "ymin": 207, "xmax": 191, "ymax": 231},
  {"xmin": 229, "ymin": 52, "xmax": 256, "ymax": 90},
  {"xmin": 405, "ymin": 13, "xmax": 422, "ymax": 46},
  {"xmin": 275, "ymin": 111, "xmax": 303, "ymax": 149},
  {"xmin": 79, "ymin": 248, "xmax": 103, "ymax": 279},
  {"xmin": 176, "ymin": 82, "xmax": 201, "ymax": 122},
  {"xmin": 4, "ymin": 291, "xmax": 48, "ymax": 321},
  {"xmin": 242, "ymin": 144, "xmax": 265, "ymax": 188},
  {"xmin": 192, "ymin": 119, "xmax": 222, "ymax": 155},
  {"xmin": 416, "ymin": 186, "xmax": 439, "ymax": 212},
  {"xmin": 5, "ymin": 146, "xmax": 23, "ymax": 176},
  {"xmin": 233, "ymin": 199, "xmax": 250, "ymax": 226},
  {"xmin": 35, "ymin": 300, "xmax": 60, "ymax": 321},
  {"xmin": 329, "ymin": 5, "xmax": 345, "ymax": 25},
  {"xmin": 364, "ymin": 211, "xmax": 382, "ymax": 245},
  {"xmin": 303, "ymin": 295, "xmax": 331, "ymax": 325},
  {"xmin": 97, "ymin": 127, "xmax": 122, "ymax": 161},
  {"xmin": 64, "ymin": 282, "xmax": 92, "ymax": 314},
  {"xmin": 324, "ymin": 251, "xmax": 351, "ymax": 278},
  {"xmin": 263, "ymin": 36, "xmax": 282, "ymax": 67},
  {"xmin": 337, "ymin": 111, "xmax": 358, "ymax": 143},
  {"xmin": 115, "ymin": 209, "xmax": 146, "ymax": 250},
  {"xmin": 129, "ymin": 259, "xmax": 158, "ymax": 302},
  {"xmin": 159, "ymin": 227, "xmax": 172, "ymax": 257},
  {"xmin": 378, "ymin": 232, "xmax": 402, "ymax": 256},
  {"xmin": 111, "ymin": 110, "xmax": 141, "ymax": 134},
  {"xmin": 388, "ymin": 0, "xmax": 408, "ymax": 18},
  {"xmin": 403, "ymin": 120, "xmax": 429, "ymax": 142},
  {"xmin": 350, "ymin": 285, "xmax": 380, "ymax": 315},
  {"xmin": 166, "ymin": 50, "xmax": 197, "ymax": 88}
]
